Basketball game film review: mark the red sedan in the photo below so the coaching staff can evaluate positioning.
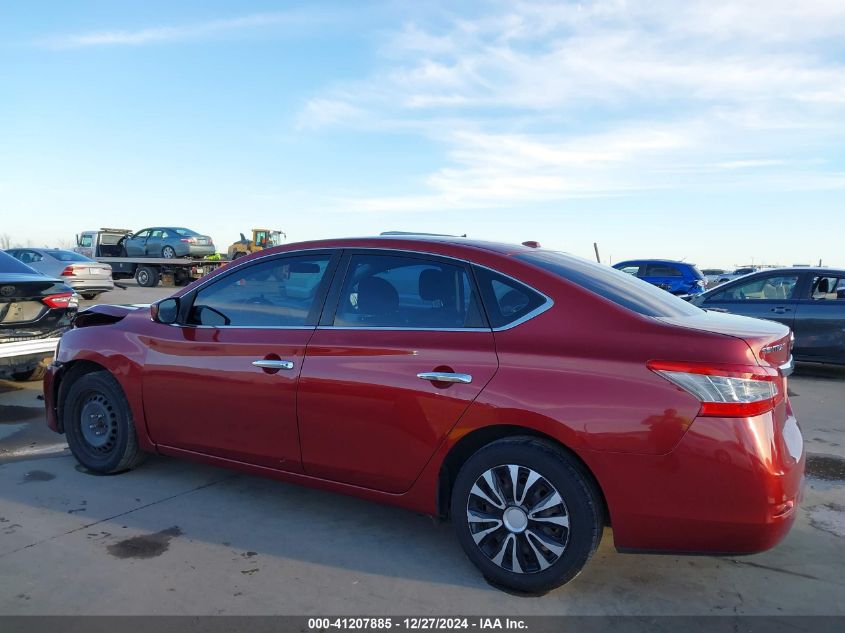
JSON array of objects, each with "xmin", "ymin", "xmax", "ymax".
[{"xmin": 44, "ymin": 236, "xmax": 804, "ymax": 593}]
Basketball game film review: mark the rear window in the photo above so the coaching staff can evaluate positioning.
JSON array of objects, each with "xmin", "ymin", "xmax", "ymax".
[
  {"xmin": 515, "ymin": 251, "xmax": 703, "ymax": 318},
  {"xmin": 46, "ymin": 250, "xmax": 92, "ymax": 262},
  {"xmin": 173, "ymin": 228, "xmax": 199, "ymax": 237},
  {"xmin": 0, "ymin": 250, "xmax": 39, "ymax": 274}
]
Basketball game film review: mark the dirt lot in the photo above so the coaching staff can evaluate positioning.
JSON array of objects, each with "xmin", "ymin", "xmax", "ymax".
[{"xmin": 0, "ymin": 283, "xmax": 843, "ymax": 614}]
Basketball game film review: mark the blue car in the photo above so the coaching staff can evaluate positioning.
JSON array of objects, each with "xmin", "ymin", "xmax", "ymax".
[{"xmin": 613, "ymin": 259, "xmax": 707, "ymax": 296}]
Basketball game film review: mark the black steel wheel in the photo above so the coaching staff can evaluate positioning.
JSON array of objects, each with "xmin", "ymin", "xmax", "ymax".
[
  {"xmin": 451, "ymin": 437, "xmax": 602, "ymax": 593},
  {"xmin": 135, "ymin": 266, "xmax": 159, "ymax": 287},
  {"xmin": 62, "ymin": 371, "xmax": 145, "ymax": 473}
]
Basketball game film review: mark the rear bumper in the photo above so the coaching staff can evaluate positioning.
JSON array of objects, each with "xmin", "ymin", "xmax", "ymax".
[
  {"xmin": 0, "ymin": 337, "xmax": 61, "ymax": 379},
  {"xmin": 0, "ymin": 337, "xmax": 61, "ymax": 361},
  {"xmin": 589, "ymin": 402, "xmax": 804, "ymax": 554},
  {"xmin": 67, "ymin": 279, "xmax": 114, "ymax": 293},
  {"xmin": 187, "ymin": 245, "xmax": 215, "ymax": 257}
]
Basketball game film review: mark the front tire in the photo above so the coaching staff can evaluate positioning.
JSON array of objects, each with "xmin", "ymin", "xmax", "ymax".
[
  {"xmin": 62, "ymin": 371, "xmax": 145, "ymax": 474},
  {"xmin": 451, "ymin": 437, "xmax": 602, "ymax": 594}
]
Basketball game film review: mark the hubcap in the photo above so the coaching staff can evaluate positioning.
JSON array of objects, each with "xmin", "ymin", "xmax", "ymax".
[
  {"xmin": 466, "ymin": 464, "xmax": 569, "ymax": 574},
  {"xmin": 503, "ymin": 506, "xmax": 528, "ymax": 533},
  {"xmin": 79, "ymin": 394, "xmax": 118, "ymax": 452}
]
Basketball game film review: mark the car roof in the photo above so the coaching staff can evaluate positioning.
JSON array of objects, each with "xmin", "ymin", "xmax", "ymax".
[
  {"xmin": 734, "ymin": 267, "xmax": 845, "ymax": 275},
  {"xmin": 258, "ymin": 235, "xmax": 546, "ymax": 258},
  {"xmin": 614, "ymin": 259, "xmax": 695, "ymax": 266}
]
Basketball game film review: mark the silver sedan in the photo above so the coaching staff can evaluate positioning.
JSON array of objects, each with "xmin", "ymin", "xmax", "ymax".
[{"xmin": 4, "ymin": 248, "xmax": 114, "ymax": 299}]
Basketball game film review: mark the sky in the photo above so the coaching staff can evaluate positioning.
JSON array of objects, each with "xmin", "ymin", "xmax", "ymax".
[{"xmin": 1, "ymin": 0, "xmax": 843, "ymax": 269}]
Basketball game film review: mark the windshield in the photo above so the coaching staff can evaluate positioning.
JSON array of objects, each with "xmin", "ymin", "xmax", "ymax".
[
  {"xmin": 47, "ymin": 250, "xmax": 93, "ymax": 262},
  {"xmin": 515, "ymin": 251, "xmax": 703, "ymax": 318},
  {"xmin": 0, "ymin": 250, "xmax": 39, "ymax": 275}
]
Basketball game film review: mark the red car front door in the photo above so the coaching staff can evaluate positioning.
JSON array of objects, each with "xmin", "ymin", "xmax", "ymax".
[
  {"xmin": 297, "ymin": 251, "xmax": 499, "ymax": 493},
  {"xmin": 141, "ymin": 251, "xmax": 338, "ymax": 471}
]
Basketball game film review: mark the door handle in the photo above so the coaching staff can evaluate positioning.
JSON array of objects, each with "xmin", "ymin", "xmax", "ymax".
[
  {"xmin": 252, "ymin": 359, "xmax": 295, "ymax": 370},
  {"xmin": 417, "ymin": 372, "xmax": 472, "ymax": 384},
  {"xmin": 771, "ymin": 307, "xmax": 792, "ymax": 314}
]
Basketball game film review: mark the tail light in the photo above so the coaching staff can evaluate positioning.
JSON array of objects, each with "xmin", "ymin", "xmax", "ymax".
[
  {"xmin": 647, "ymin": 360, "xmax": 783, "ymax": 417},
  {"xmin": 42, "ymin": 292, "xmax": 78, "ymax": 309},
  {"xmin": 60, "ymin": 266, "xmax": 76, "ymax": 276},
  {"xmin": 180, "ymin": 237, "xmax": 197, "ymax": 244}
]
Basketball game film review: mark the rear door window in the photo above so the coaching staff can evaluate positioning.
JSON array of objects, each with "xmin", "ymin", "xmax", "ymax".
[
  {"xmin": 643, "ymin": 264, "xmax": 682, "ymax": 277},
  {"xmin": 811, "ymin": 275, "xmax": 845, "ymax": 300},
  {"xmin": 333, "ymin": 254, "xmax": 484, "ymax": 329},
  {"xmin": 0, "ymin": 250, "xmax": 38, "ymax": 274}
]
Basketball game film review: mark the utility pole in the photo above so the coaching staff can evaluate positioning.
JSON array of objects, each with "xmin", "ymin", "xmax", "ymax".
[{"xmin": 593, "ymin": 242, "xmax": 601, "ymax": 264}]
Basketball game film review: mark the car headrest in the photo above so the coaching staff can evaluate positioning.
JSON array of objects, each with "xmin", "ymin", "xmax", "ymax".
[
  {"xmin": 357, "ymin": 276, "xmax": 399, "ymax": 315},
  {"xmin": 419, "ymin": 269, "xmax": 455, "ymax": 304},
  {"xmin": 817, "ymin": 278, "xmax": 830, "ymax": 293}
]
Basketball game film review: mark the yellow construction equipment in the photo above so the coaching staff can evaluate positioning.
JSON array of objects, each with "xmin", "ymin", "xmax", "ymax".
[{"xmin": 227, "ymin": 229, "xmax": 286, "ymax": 260}]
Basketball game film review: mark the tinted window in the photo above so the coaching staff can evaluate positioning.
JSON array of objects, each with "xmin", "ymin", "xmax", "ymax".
[
  {"xmin": 46, "ymin": 250, "xmax": 92, "ymax": 262},
  {"xmin": 811, "ymin": 275, "xmax": 845, "ymax": 300},
  {"xmin": 516, "ymin": 251, "xmax": 702, "ymax": 318},
  {"xmin": 13, "ymin": 250, "xmax": 43, "ymax": 264},
  {"xmin": 134, "ymin": 230, "xmax": 151, "ymax": 239},
  {"xmin": 644, "ymin": 264, "xmax": 682, "ymax": 277},
  {"xmin": 334, "ymin": 254, "xmax": 483, "ymax": 328},
  {"xmin": 188, "ymin": 254, "xmax": 332, "ymax": 327},
  {"xmin": 709, "ymin": 274, "xmax": 800, "ymax": 301},
  {"xmin": 618, "ymin": 265, "xmax": 640, "ymax": 276},
  {"xmin": 0, "ymin": 250, "xmax": 39, "ymax": 274},
  {"xmin": 473, "ymin": 266, "xmax": 546, "ymax": 329}
]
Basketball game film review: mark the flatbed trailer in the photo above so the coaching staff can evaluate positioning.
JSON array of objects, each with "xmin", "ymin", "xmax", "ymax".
[{"xmin": 95, "ymin": 257, "xmax": 226, "ymax": 288}]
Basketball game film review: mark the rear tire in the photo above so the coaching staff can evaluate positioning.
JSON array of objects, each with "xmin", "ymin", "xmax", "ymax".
[
  {"xmin": 162, "ymin": 246, "xmax": 176, "ymax": 259},
  {"xmin": 81, "ymin": 293, "xmax": 98, "ymax": 300},
  {"xmin": 62, "ymin": 371, "xmax": 145, "ymax": 474},
  {"xmin": 135, "ymin": 266, "xmax": 159, "ymax": 287},
  {"xmin": 451, "ymin": 437, "xmax": 602, "ymax": 594}
]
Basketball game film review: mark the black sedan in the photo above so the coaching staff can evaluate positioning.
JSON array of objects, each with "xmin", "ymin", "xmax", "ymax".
[
  {"xmin": 0, "ymin": 250, "xmax": 77, "ymax": 380},
  {"xmin": 690, "ymin": 267, "xmax": 845, "ymax": 364}
]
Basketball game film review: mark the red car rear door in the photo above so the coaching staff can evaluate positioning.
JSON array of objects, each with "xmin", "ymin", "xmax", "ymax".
[
  {"xmin": 141, "ymin": 251, "xmax": 339, "ymax": 471},
  {"xmin": 297, "ymin": 250, "xmax": 499, "ymax": 493}
]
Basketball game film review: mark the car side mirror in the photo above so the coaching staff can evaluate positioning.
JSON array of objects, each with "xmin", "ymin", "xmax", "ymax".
[{"xmin": 151, "ymin": 297, "xmax": 180, "ymax": 324}]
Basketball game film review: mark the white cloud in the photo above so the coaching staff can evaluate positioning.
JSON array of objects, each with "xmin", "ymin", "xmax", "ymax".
[
  {"xmin": 38, "ymin": 12, "xmax": 303, "ymax": 48},
  {"xmin": 299, "ymin": 0, "xmax": 845, "ymax": 212}
]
